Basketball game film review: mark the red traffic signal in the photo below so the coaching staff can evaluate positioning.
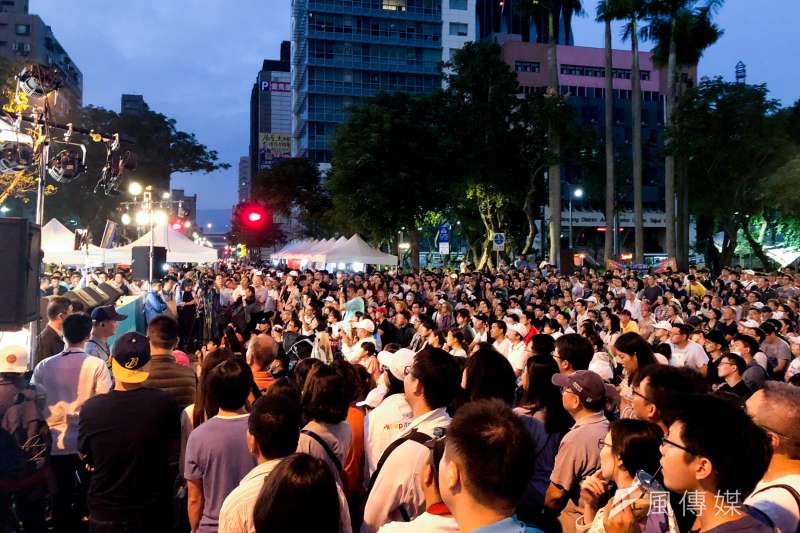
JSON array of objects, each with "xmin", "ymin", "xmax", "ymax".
[{"xmin": 238, "ymin": 203, "xmax": 269, "ymax": 229}]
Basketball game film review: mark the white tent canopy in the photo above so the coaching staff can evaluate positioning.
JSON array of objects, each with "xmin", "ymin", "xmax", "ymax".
[
  {"xmin": 41, "ymin": 218, "xmax": 106, "ymax": 265},
  {"xmin": 104, "ymin": 224, "xmax": 218, "ymax": 264},
  {"xmin": 324, "ymin": 234, "xmax": 397, "ymax": 266}
]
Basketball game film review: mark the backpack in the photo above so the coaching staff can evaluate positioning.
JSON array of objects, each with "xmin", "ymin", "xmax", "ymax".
[
  {"xmin": 0, "ymin": 384, "xmax": 50, "ymax": 482},
  {"xmin": 745, "ymin": 483, "xmax": 800, "ymax": 533}
]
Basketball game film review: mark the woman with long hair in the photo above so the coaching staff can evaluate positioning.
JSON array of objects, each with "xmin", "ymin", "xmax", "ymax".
[
  {"xmin": 460, "ymin": 347, "xmax": 517, "ymax": 407},
  {"xmin": 254, "ymin": 454, "xmax": 341, "ymax": 533},
  {"xmin": 514, "ymin": 357, "xmax": 573, "ymax": 522},
  {"xmin": 613, "ymin": 333, "xmax": 657, "ymax": 419}
]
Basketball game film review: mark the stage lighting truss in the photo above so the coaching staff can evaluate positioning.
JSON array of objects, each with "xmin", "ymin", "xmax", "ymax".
[
  {"xmin": 0, "ymin": 140, "xmax": 35, "ymax": 174},
  {"xmin": 17, "ymin": 64, "xmax": 62, "ymax": 99}
]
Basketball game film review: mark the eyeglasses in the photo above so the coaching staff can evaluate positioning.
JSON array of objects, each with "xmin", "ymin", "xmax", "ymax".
[
  {"xmin": 631, "ymin": 387, "xmax": 652, "ymax": 403},
  {"xmin": 597, "ymin": 439, "xmax": 612, "ymax": 450},
  {"xmin": 661, "ymin": 437, "xmax": 696, "ymax": 456}
]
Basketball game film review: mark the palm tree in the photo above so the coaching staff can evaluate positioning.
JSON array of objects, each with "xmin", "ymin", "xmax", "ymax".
[
  {"xmin": 596, "ymin": 1, "xmax": 616, "ymax": 264},
  {"xmin": 645, "ymin": 0, "xmax": 723, "ymax": 267},
  {"xmin": 644, "ymin": 0, "xmax": 723, "ymax": 265},
  {"xmin": 529, "ymin": 0, "xmax": 584, "ymax": 268}
]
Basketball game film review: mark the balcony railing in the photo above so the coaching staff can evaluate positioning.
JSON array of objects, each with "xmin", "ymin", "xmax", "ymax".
[
  {"xmin": 307, "ymin": 54, "xmax": 440, "ymax": 74},
  {"xmin": 308, "ymin": 26, "xmax": 440, "ymax": 48},
  {"xmin": 308, "ymin": 0, "xmax": 441, "ymax": 22}
]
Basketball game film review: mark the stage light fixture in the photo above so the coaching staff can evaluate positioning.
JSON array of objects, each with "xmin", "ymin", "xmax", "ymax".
[
  {"xmin": 0, "ymin": 141, "xmax": 35, "ymax": 174},
  {"xmin": 47, "ymin": 145, "xmax": 87, "ymax": 184},
  {"xmin": 121, "ymin": 213, "xmax": 131, "ymax": 225},
  {"xmin": 17, "ymin": 65, "xmax": 61, "ymax": 98}
]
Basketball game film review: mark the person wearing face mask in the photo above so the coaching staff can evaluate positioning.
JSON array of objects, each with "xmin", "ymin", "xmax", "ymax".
[{"xmin": 577, "ymin": 419, "xmax": 677, "ymax": 532}]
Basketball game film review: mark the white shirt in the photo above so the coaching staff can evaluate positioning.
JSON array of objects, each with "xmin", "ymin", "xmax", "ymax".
[
  {"xmin": 364, "ymin": 393, "xmax": 414, "ymax": 477},
  {"xmin": 785, "ymin": 358, "xmax": 800, "ymax": 382},
  {"xmin": 667, "ymin": 341, "xmax": 709, "ymax": 370},
  {"xmin": 745, "ymin": 474, "xmax": 800, "ymax": 533},
  {"xmin": 218, "ymin": 458, "xmax": 352, "ymax": 533},
  {"xmin": 493, "ymin": 338, "xmax": 512, "ymax": 358},
  {"xmin": 378, "ymin": 511, "xmax": 458, "ymax": 533},
  {"xmin": 507, "ymin": 341, "xmax": 529, "ymax": 373},
  {"xmin": 623, "ymin": 298, "xmax": 643, "ymax": 321},
  {"xmin": 31, "ymin": 348, "xmax": 112, "ymax": 455},
  {"xmin": 363, "ymin": 407, "xmax": 452, "ymax": 533}
]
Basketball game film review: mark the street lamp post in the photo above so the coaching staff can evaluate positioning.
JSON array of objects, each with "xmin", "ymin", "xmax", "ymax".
[{"xmin": 569, "ymin": 186, "xmax": 583, "ymax": 249}]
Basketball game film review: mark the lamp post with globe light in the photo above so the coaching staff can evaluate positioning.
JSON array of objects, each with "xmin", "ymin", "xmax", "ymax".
[{"xmin": 569, "ymin": 186, "xmax": 584, "ymax": 249}]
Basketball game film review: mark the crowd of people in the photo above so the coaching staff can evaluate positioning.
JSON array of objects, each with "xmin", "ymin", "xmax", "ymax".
[{"xmin": 2, "ymin": 261, "xmax": 800, "ymax": 533}]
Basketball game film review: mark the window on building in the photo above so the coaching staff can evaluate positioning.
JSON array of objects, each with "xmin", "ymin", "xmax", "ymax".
[
  {"xmin": 1, "ymin": 1, "xmax": 15, "ymax": 6},
  {"xmin": 0, "ymin": 41, "xmax": 6, "ymax": 47},
  {"xmin": 14, "ymin": 24, "xmax": 29, "ymax": 36},
  {"xmin": 382, "ymin": 0, "xmax": 407, "ymax": 12},
  {"xmin": 449, "ymin": 0, "xmax": 468, "ymax": 9},
  {"xmin": 449, "ymin": 22, "xmax": 468, "ymax": 36},
  {"xmin": 515, "ymin": 61, "xmax": 540, "ymax": 73}
]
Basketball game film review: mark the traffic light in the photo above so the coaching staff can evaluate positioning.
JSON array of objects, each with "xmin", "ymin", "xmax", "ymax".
[{"xmin": 237, "ymin": 202, "xmax": 269, "ymax": 230}]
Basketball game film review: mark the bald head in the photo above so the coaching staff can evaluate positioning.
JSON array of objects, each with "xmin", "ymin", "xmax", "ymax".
[
  {"xmin": 247, "ymin": 334, "xmax": 277, "ymax": 371},
  {"xmin": 746, "ymin": 382, "xmax": 800, "ymax": 460}
]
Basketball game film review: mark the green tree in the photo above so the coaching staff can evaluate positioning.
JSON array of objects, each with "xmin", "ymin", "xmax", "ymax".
[
  {"xmin": 645, "ymin": 0, "xmax": 724, "ymax": 266},
  {"xmin": 45, "ymin": 105, "xmax": 228, "ymax": 237},
  {"xmin": 327, "ymin": 92, "xmax": 451, "ymax": 271},
  {"xmin": 525, "ymin": 0, "xmax": 584, "ymax": 267},
  {"xmin": 443, "ymin": 41, "xmax": 528, "ymax": 268},
  {"xmin": 670, "ymin": 78, "xmax": 792, "ymax": 272}
]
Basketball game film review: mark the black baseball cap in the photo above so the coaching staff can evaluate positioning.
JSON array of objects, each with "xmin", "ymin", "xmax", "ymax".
[
  {"xmin": 111, "ymin": 332, "xmax": 151, "ymax": 383},
  {"xmin": 91, "ymin": 305, "xmax": 127, "ymax": 323}
]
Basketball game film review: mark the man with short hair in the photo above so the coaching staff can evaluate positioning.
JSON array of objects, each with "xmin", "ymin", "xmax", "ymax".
[
  {"xmin": 506, "ymin": 323, "xmax": 528, "ymax": 376},
  {"xmin": 760, "ymin": 321, "xmax": 792, "ymax": 377},
  {"xmin": 79, "ymin": 332, "xmax": 181, "ymax": 532},
  {"xmin": 185, "ymin": 358, "xmax": 257, "ymax": 533},
  {"xmin": 394, "ymin": 310, "xmax": 415, "ymax": 348},
  {"xmin": 35, "ymin": 296, "xmax": 72, "ymax": 365},
  {"xmin": 544, "ymin": 371, "xmax": 609, "ymax": 533},
  {"xmin": 31, "ymin": 313, "xmax": 112, "ymax": 532},
  {"xmin": 439, "ymin": 400, "xmax": 543, "ymax": 533},
  {"xmin": 715, "ymin": 353, "xmax": 752, "ymax": 401},
  {"xmin": 455, "ymin": 308, "xmax": 475, "ymax": 346},
  {"xmin": 619, "ymin": 309, "xmax": 639, "ymax": 334},
  {"xmin": 668, "ymin": 324, "xmax": 709, "ymax": 376},
  {"xmin": 144, "ymin": 315, "xmax": 197, "ymax": 410},
  {"xmin": 732, "ymin": 334, "xmax": 769, "ymax": 393},
  {"xmin": 85, "ymin": 305, "xmax": 127, "ymax": 363},
  {"xmin": 144, "ymin": 279, "xmax": 169, "ymax": 324},
  {"xmin": 631, "ymin": 365, "xmax": 708, "ymax": 434},
  {"xmin": 553, "ymin": 333, "xmax": 593, "ymax": 375},
  {"xmin": 217, "ymin": 394, "xmax": 308, "ymax": 533},
  {"xmin": 623, "ymin": 289, "xmax": 642, "ymax": 321},
  {"xmin": 659, "ymin": 394, "xmax": 773, "ymax": 532},
  {"xmin": 490, "ymin": 320, "xmax": 511, "ymax": 358},
  {"xmin": 363, "ymin": 347, "xmax": 461, "ymax": 532},
  {"xmin": 744, "ymin": 383, "xmax": 800, "ymax": 533}
]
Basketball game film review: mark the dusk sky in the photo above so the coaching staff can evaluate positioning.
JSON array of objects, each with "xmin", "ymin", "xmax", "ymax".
[{"xmin": 34, "ymin": 1, "xmax": 800, "ymax": 216}]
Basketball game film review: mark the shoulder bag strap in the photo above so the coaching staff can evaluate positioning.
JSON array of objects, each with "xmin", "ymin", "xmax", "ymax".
[{"xmin": 300, "ymin": 429, "xmax": 342, "ymax": 473}]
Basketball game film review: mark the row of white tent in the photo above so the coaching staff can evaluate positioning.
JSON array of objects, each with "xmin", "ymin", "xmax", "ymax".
[
  {"xmin": 272, "ymin": 234, "xmax": 398, "ymax": 266},
  {"xmin": 41, "ymin": 219, "xmax": 218, "ymax": 266}
]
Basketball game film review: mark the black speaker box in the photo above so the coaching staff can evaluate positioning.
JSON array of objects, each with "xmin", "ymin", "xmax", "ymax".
[
  {"xmin": 131, "ymin": 246, "xmax": 167, "ymax": 280},
  {"xmin": 0, "ymin": 218, "xmax": 42, "ymax": 330}
]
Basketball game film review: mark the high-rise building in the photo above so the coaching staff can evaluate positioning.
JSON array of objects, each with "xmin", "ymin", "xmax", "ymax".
[
  {"xmin": 120, "ymin": 94, "xmax": 149, "ymax": 116},
  {"xmin": 292, "ymin": 0, "xmax": 475, "ymax": 164},
  {"xmin": 250, "ymin": 41, "xmax": 292, "ymax": 180},
  {"xmin": 0, "ymin": 0, "xmax": 82, "ymax": 117},
  {"xmin": 238, "ymin": 156, "xmax": 251, "ymax": 201}
]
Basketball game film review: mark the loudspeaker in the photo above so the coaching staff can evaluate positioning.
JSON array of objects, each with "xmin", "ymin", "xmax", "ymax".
[
  {"xmin": 63, "ymin": 282, "xmax": 123, "ymax": 311},
  {"xmin": 131, "ymin": 246, "xmax": 167, "ymax": 280},
  {"xmin": 0, "ymin": 218, "xmax": 42, "ymax": 330}
]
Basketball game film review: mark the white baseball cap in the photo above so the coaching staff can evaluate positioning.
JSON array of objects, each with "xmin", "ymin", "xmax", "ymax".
[
  {"xmin": 507, "ymin": 323, "xmax": 528, "ymax": 339},
  {"xmin": 653, "ymin": 321, "xmax": 673, "ymax": 331},
  {"xmin": 377, "ymin": 348, "xmax": 416, "ymax": 381},
  {"xmin": 354, "ymin": 319, "xmax": 375, "ymax": 333},
  {"xmin": 0, "ymin": 345, "xmax": 29, "ymax": 373},
  {"xmin": 739, "ymin": 320, "xmax": 760, "ymax": 329}
]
